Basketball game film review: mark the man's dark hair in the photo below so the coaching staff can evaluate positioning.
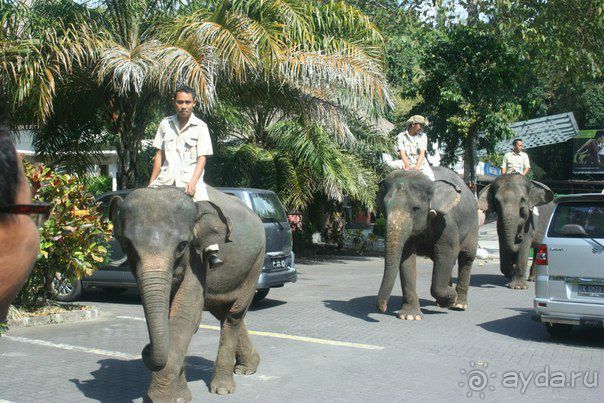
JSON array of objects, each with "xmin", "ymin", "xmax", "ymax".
[
  {"xmin": 0, "ymin": 127, "xmax": 19, "ymax": 215},
  {"xmin": 596, "ymin": 130, "xmax": 604, "ymax": 139},
  {"xmin": 173, "ymin": 85, "xmax": 197, "ymax": 101},
  {"xmin": 512, "ymin": 138, "xmax": 523, "ymax": 146}
]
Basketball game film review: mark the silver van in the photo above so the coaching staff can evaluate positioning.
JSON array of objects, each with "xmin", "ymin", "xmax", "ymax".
[
  {"xmin": 533, "ymin": 193, "xmax": 604, "ymax": 336},
  {"xmin": 52, "ymin": 187, "xmax": 297, "ymax": 302}
]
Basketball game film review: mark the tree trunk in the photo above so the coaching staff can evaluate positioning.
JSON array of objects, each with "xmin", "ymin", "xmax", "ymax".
[
  {"xmin": 463, "ymin": 129, "xmax": 478, "ymax": 198},
  {"xmin": 109, "ymin": 96, "xmax": 146, "ymax": 189},
  {"xmin": 466, "ymin": 0, "xmax": 479, "ymax": 26}
]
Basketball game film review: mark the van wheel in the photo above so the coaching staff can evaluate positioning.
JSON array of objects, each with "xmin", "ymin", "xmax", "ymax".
[
  {"xmin": 253, "ymin": 289, "xmax": 270, "ymax": 302},
  {"xmin": 50, "ymin": 275, "xmax": 82, "ymax": 302},
  {"xmin": 545, "ymin": 323, "xmax": 572, "ymax": 337}
]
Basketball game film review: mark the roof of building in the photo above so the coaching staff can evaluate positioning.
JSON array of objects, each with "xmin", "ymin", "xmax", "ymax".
[{"xmin": 493, "ymin": 112, "xmax": 579, "ymax": 153}]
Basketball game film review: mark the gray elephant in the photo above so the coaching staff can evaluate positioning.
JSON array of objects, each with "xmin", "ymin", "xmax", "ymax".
[
  {"xmin": 477, "ymin": 173, "xmax": 554, "ymax": 289},
  {"xmin": 110, "ymin": 186, "xmax": 265, "ymax": 401},
  {"xmin": 376, "ymin": 167, "xmax": 478, "ymax": 320}
]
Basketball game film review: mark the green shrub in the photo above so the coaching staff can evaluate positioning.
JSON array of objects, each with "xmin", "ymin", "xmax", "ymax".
[
  {"xmin": 16, "ymin": 163, "xmax": 112, "ymax": 307},
  {"xmin": 82, "ymin": 175, "xmax": 112, "ymax": 196},
  {"xmin": 373, "ymin": 216, "xmax": 386, "ymax": 236}
]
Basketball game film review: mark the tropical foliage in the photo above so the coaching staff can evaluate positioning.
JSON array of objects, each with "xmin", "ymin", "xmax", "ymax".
[
  {"xmin": 15, "ymin": 162, "xmax": 112, "ymax": 307},
  {"xmin": 2, "ymin": 0, "xmax": 391, "ymax": 216}
]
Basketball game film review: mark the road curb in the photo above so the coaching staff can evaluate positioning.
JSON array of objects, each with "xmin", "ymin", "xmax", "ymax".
[{"xmin": 6, "ymin": 308, "xmax": 99, "ymax": 330}]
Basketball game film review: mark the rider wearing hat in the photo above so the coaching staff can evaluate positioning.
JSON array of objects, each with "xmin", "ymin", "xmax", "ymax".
[{"xmin": 393, "ymin": 115, "xmax": 435, "ymax": 181}]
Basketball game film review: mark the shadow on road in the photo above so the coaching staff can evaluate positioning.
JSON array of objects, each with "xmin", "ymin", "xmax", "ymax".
[
  {"xmin": 323, "ymin": 295, "xmax": 445, "ymax": 322},
  {"xmin": 468, "ymin": 273, "xmax": 510, "ymax": 288},
  {"xmin": 297, "ymin": 255, "xmax": 377, "ymax": 266},
  {"xmin": 249, "ymin": 298, "xmax": 287, "ymax": 311},
  {"xmin": 478, "ymin": 308, "xmax": 604, "ymax": 347},
  {"xmin": 70, "ymin": 356, "xmax": 214, "ymax": 401}
]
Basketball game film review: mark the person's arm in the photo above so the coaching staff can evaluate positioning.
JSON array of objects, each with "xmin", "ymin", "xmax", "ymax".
[
  {"xmin": 148, "ymin": 149, "xmax": 163, "ymax": 186},
  {"xmin": 399, "ymin": 149, "xmax": 411, "ymax": 170},
  {"xmin": 501, "ymin": 154, "xmax": 507, "ymax": 174},
  {"xmin": 185, "ymin": 155, "xmax": 207, "ymax": 195},
  {"xmin": 415, "ymin": 149, "xmax": 426, "ymax": 170},
  {"xmin": 522, "ymin": 154, "xmax": 530, "ymax": 176}
]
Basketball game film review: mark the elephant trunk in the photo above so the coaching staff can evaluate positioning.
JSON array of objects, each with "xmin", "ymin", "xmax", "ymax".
[
  {"xmin": 138, "ymin": 267, "xmax": 172, "ymax": 371},
  {"xmin": 377, "ymin": 213, "xmax": 411, "ymax": 312},
  {"xmin": 497, "ymin": 214, "xmax": 523, "ymax": 254}
]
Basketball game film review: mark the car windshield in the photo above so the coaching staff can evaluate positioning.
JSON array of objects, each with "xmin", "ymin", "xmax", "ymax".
[
  {"xmin": 548, "ymin": 201, "xmax": 604, "ymax": 238},
  {"xmin": 250, "ymin": 192, "xmax": 287, "ymax": 223}
]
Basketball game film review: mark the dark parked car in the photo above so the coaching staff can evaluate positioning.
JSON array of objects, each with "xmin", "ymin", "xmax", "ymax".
[{"xmin": 51, "ymin": 187, "xmax": 296, "ymax": 302}]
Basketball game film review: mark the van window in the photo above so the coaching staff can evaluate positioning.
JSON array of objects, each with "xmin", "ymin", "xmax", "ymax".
[
  {"xmin": 250, "ymin": 192, "xmax": 287, "ymax": 223},
  {"xmin": 548, "ymin": 202, "xmax": 604, "ymax": 238}
]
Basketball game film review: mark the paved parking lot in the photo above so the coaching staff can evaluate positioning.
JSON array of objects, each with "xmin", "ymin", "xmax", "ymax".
[{"xmin": 1, "ymin": 256, "xmax": 603, "ymax": 402}]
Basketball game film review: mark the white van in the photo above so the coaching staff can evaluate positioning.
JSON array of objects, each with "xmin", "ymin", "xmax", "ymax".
[{"xmin": 533, "ymin": 193, "xmax": 604, "ymax": 336}]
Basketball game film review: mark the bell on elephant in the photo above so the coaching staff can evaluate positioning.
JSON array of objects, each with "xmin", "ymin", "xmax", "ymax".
[
  {"xmin": 375, "ymin": 166, "xmax": 478, "ymax": 320},
  {"xmin": 110, "ymin": 186, "xmax": 265, "ymax": 401}
]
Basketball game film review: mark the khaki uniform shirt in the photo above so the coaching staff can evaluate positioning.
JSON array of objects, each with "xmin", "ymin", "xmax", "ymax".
[
  {"xmin": 151, "ymin": 114, "xmax": 213, "ymax": 201},
  {"xmin": 397, "ymin": 130, "xmax": 428, "ymax": 167},
  {"xmin": 502, "ymin": 151, "xmax": 530, "ymax": 174}
]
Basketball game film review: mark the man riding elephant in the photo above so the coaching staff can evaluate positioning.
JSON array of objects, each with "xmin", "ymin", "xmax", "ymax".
[{"xmin": 149, "ymin": 85, "xmax": 228, "ymax": 268}]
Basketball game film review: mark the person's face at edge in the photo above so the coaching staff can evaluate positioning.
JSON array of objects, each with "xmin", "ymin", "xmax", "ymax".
[{"xmin": 173, "ymin": 91, "xmax": 196, "ymax": 121}]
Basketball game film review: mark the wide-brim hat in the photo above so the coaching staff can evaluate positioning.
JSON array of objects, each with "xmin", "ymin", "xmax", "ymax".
[{"xmin": 405, "ymin": 115, "xmax": 430, "ymax": 127}]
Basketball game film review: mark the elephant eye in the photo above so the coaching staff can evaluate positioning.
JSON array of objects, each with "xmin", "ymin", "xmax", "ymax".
[
  {"xmin": 176, "ymin": 241, "xmax": 188, "ymax": 255},
  {"xmin": 412, "ymin": 206, "xmax": 421, "ymax": 212}
]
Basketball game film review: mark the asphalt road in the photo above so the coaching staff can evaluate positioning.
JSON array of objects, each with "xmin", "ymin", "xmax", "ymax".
[{"xmin": 1, "ymin": 256, "xmax": 603, "ymax": 402}]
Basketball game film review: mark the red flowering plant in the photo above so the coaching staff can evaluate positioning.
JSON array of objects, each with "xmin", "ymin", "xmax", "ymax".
[{"xmin": 15, "ymin": 162, "xmax": 112, "ymax": 307}]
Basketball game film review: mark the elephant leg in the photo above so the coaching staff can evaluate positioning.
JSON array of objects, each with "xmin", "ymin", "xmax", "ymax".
[
  {"xmin": 452, "ymin": 251, "xmax": 474, "ymax": 310},
  {"xmin": 527, "ymin": 246, "xmax": 537, "ymax": 282},
  {"xmin": 234, "ymin": 321, "xmax": 260, "ymax": 375},
  {"xmin": 508, "ymin": 243, "xmax": 530, "ymax": 290},
  {"xmin": 397, "ymin": 242, "xmax": 422, "ymax": 321},
  {"xmin": 431, "ymin": 239, "xmax": 459, "ymax": 308},
  {"xmin": 210, "ymin": 312, "xmax": 244, "ymax": 395},
  {"xmin": 146, "ymin": 267, "xmax": 203, "ymax": 403}
]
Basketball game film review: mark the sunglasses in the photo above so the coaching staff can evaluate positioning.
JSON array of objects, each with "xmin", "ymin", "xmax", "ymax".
[{"xmin": 0, "ymin": 203, "xmax": 52, "ymax": 227}]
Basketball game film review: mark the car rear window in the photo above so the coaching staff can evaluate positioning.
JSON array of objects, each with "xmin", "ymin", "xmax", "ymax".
[
  {"xmin": 249, "ymin": 192, "xmax": 287, "ymax": 223},
  {"xmin": 548, "ymin": 201, "xmax": 604, "ymax": 238}
]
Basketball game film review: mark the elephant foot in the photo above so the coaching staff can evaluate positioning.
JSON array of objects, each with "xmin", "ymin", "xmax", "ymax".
[
  {"xmin": 235, "ymin": 349, "xmax": 260, "ymax": 375},
  {"xmin": 145, "ymin": 386, "xmax": 191, "ymax": 403},
  {"xmin": 210, "ymin": 373, "xmax": 236, "ymax": 395},
  {"xmin": 376, "ymin": 299, "xmax": 388, "ymax": 313},
  {"xmin": 396, "ymin": 304, "xmax": 422, "ymax": 321},
  {"xmin": 449, "ymin": 299, "xmax": 468, "ymax": 311},
  {"xmin": 507, "ymin": 279, "xmax": 528, "ymax": 290}
]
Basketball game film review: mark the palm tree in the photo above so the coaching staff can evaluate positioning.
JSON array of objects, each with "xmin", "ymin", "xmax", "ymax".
[
  {"xmin": 2, "ymin": 0, "xmax": 392, "ymax": 198},
  {"xmin": 164, "ymin": 0, "xmax": 392, "ymax": 210}
]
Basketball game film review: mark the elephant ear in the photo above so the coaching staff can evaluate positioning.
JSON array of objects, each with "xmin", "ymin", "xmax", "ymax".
[
  {"xmin": 529, "ymin": 180, "xmax": 554, "ymax": 207},
  {"xmin": 430, "ymin": 180, "xmax": 462, "ymax": 216},
  {"xmin": 109, "ymin": 196, "xmax": 123, "ymax": 226},
  {"xmin": 477, "ymin": 184, "xmax": 492, "ymax": 212}
]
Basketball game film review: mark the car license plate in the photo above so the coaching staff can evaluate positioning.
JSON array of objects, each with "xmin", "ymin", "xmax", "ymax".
[
  {"xmin": 580, "ymin": 318, "xmax": 604, "ymax": 328},
  {"xmin": 578, "ymin": 284, "xmax": 604, "ymax": 297},
  {"xmin": 271, "ymin": 258, "xmax": 286, "ymax": 269}
]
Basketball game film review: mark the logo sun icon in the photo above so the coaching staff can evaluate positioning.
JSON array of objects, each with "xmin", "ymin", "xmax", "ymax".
[{"xmin": 458, "ymin": 361, "xmax": 497, "ymax": 398}]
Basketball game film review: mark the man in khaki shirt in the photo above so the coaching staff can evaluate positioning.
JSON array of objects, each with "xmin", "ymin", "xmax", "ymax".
[
  {"xmin": 149, "ymin": 86, "xmax": 225, "ymax": 268},
  {"xmin": 501, "ymin": 138, "xmax": 530, "ymax": 175}
]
